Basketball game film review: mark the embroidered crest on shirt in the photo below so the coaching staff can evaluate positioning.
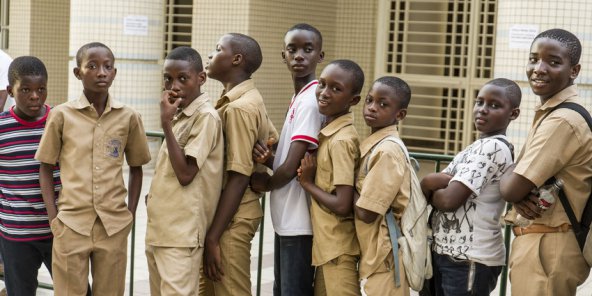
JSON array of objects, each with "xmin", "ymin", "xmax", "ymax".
[{"xmin": 105, "ymin": 138, "xmax": 122, "ymax": 158}]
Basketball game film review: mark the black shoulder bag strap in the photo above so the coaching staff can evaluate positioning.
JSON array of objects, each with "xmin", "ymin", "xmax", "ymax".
[{"xmin": 539, "ymin": 102, "xmax": 592, "ymax": 250}]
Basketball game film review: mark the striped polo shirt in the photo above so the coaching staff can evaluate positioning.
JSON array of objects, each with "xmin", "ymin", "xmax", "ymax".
[{"xmin": 0, "ymin": 105, "xmax": 61, "ymax": 241}]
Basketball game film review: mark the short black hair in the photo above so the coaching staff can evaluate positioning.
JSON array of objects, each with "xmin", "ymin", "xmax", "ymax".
[
  {"xmin": 485, "ymin": 78, "xmax": 522, "ymax": 108},
  {"xmin": 165, "ymin": 46, "xmax": 203, "ymax": 72},
  {"xmin": 76, "ymin": 42, "xmax": 115, "ymax": 67},
  {"xmin": 286, "ymin": 23, "xmax": 323, "ymax": 49},
  {"xmin": 8, "ymin": 56, "xmax": 48, "ymax": 86},
  {"xmin": 227, "ymin": 33, "xmax": 263, "ymax": 75},
  {"xmin": 533, "ymin": 28, "xmax": 582, "ymax": 65},
  {"xmin": 327, "ymin": 59, "xmax": 364, "ymax": 95},
  {"xmin": 374, "ymin": 76, "xmax": 411, "ymax": 109}
]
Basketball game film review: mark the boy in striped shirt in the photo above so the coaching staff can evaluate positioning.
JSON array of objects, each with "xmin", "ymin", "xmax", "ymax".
[{"xmin": 0, "ymin": 56, "xmax": 60, "ymax": 295}]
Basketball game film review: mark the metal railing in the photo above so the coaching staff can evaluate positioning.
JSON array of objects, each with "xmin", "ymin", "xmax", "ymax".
[{"xmin": 27, "ymin": 131, "xmax": 510, "ymax": 296}]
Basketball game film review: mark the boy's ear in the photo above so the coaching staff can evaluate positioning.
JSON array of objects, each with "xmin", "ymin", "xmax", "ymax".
[
  {"xmin": 570, "ymin": 63, "xmax": 581, "ymax": 81},
  {"xmin": 197, "ymin": 71, "xmax": 207, "ymax": 86},
  {"xmin": 281, "ymin": 51, "xmax": 287, "ymax": 63},
  {"xmin": 396, "ymin": 108, "xmax": 408, "ymax": 122},
  {"xmin": 232, "ymin": 53, "xmax": 243, "ymax": 66},
  {"xmin": 73, "ymin": 67, "xmax": 81, "ymax": 80},
  {"xmin": 5, "ymin": 85, "xmax": 13, "ymax": 97},
  {"xmin": 350, "ymin": 94, "xmax": 361, "ymax": 107},
  {"xmin": 510, "ymin": 108, "xmax": 520, "ymax": 121},
  {"xmin": 318, "ymin": 51, "xmax": 325, "ymax": 63}
]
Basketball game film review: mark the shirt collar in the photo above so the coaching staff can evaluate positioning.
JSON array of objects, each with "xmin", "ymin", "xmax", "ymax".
[
  {"xmin": 320, "ymin": 112, "xmax": 354, "ymax": 137},
  {"xmin": 180, "ymin": 93, "xmax": 210, "ymax": 117},
  {"xmin": 535, "ymin": 84, "xmax": 579, "ymax": 111},
  {"xmin": 360, "ymin": 125, "xmax": 400, "ymax": 157},
  {"xmin": 222, "ymin": 79, "xmax": 256, "ymax": 103},
  {"xmin": 73, "ymin": 93, "xmax": 123, "ymax": 110}
]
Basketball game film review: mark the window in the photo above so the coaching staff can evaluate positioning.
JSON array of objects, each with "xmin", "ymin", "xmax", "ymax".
[{"xmin": 163, "ymin": 0, "xmax": 192, "ymax": 58}]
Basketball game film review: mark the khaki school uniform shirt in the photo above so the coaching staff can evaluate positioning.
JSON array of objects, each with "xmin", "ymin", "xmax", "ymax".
[
  {"xmin": 355, "ymin": 125, "xmax": 410, "ymax": 279},
  {"xmin": 514, "ymin": 85, "xmax": 592, "ymax": 227},
  {"xmin": 146, "ymin": 93, "xmax": 224, "ymax": 247},
  {"xmin": 311, "ymin": 112, "xmax": 361, "ymax": 266},
  {"xmin": 35, "ymin": 94, "xmax": 151, "ymax": 236},
  {"xmin": 215, "ymin": 79, "xmax": 277, "ymax": 219}
]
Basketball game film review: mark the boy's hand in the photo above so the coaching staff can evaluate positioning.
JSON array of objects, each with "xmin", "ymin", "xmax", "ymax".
[
  {"xmin": 252, "ymin": 140, "xmax": 274, "ymax": 164},
  {"xmin": 514, "ymin": 193, "xmax": 543, "ymax": 220},
  {"xmin": 298, "ymin": 155, "xmax": 316, "ymax": 185},
  {"xmin": 250, "ymin": 172, "xmax": 271, "ymax": 193},
  {"xmin": 160, "ymin": 90, "xmax": 182, "ymax": 123},
  {"xmin": 204, "ymin": 239, "xmax": 225, "ymax": 281},
  {"xmin": 420, "ymin": 172, "xmax": 452, "ymax": 201}
]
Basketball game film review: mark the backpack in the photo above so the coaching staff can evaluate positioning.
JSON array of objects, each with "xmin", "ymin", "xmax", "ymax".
[
  {"xmin": 537, "ymin": 102, "xmax": 592, "ymax": 266},
  {"xmin": 367, "ymin": 136, "xmax": 433, "ymax": 291}
]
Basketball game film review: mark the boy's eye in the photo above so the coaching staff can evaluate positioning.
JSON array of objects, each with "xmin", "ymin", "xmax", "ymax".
[
  {"xmin": 332, "ymin": 86, "xmax": 340, "ymax": 92},
  {"xmin": 475, "ymin": 100, "xmax": 484, "ymax": 106},
  {"xmin": 380, "ymin": 102, "xmax": 387, "ymax": 107},
  {"xmin": 180, "ymin": 76, "xmax": 187, "ymax": 82},
  {"xmin": 21, "ymin": 88, "xmax": 30, "ymax": 93},
  {"xmin": 305, "ymin": 47, "xmax": 313, "ymax": 53},
  {"xmin": 163, "ymin": 77, "xmax": 171, "ymax": 83},
  {"xmin": 365, "ymin": 97, "xmax": 372, "ymax": 103},
  {"xmin": 528, "ymin": 57, "xmax": 537, "ymax": 63}
]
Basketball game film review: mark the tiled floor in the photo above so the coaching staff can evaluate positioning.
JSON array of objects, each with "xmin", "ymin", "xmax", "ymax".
[{"xmin": 1, "ymin": 168, "xmax": 591, "ymax": 295}]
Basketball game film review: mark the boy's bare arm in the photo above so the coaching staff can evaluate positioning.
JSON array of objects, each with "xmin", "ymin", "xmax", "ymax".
[
  {"xmin": 264, "ymin": 141, "xmax": 309, "ymax": 191},
  {"xmin": 499, "ymin": 164, "xmax": 536, "ymax": 203},
  {"xmin": 127, "ymin": 166, "xmax": 143, "ymax": 217},
  {"xmin": 298, "ymin": 155, "xmax": 353, "ymax": 216},
  {"xmin": 39, "ymin": 163, "xmax": 57, "ymax": 222},
  {"xmin": 204, "ymin": 171, "xmax": 250, "ymax": 281},
  {"xmin": 420, "ymin": 172, "xmax": 453, "ymax": 200},
  {"xmin": 430, "ymin": 181, "xmax": 473, "ymax": 211},
  {"xmin": 161, "ymin": 91, "xmax": 199, "ymax": 186},
  {"xmin": 353, "ymin": 190, "xmax": 379, "ymax": 224},
  {"xmin": 252, "ymin": 140, "xmax": 274, "ymax": 169}
]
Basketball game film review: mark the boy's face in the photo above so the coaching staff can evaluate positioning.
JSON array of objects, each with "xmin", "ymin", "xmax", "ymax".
[
  {"xmin": 315, "ymin": 64, "xmax": 359, "ymax": 120},
  {"xmin": 363, "ymin": 82, "xmax": 406, "ymax": 133},
  {"xmin": 206, "ymin": 35, "xmax": 235, "ymax": 81},
  {"xmin": 7, "ymin": 75, "xmax": 47, "ymax": 120},
  {"xmin": 163, "ymin": 59, "xmax": 206, "ymax": 108},
  {"xmin": 74, "ymin": 47, "xmax": 116, "ymax": 96},
  {"xmin": 282, "ymin": 29, "xmax": 324, "ymax": 78},
  {"xmin": 526, "ymin": 37, "xmax": 580, "ymax": 102},
  {"xmin": 473, "ymin": 84, "xmax": 519, "ymax": 138}
]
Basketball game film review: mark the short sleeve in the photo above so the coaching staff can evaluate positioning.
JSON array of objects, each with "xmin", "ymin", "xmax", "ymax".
[
  {"xmin": 515, "ymin": 117, "xmax": 580, "ymax": 187},
  {"xmin": 331, "ymin": 138, "xmax": 359, "ymax": 186},
  {"xmin": 224, "ymin": 107, "xmax": 258, "ymax": 176},
  {"xmin": 290, "ymin": 98, "xmax": 322, "ymax": 149},
  {"xmin": 184, "ymin": 112, "xmax": 221, "ymax": 169},
  {"xmin": 124, "ymin": 111, "xmax": 151, "ymax": 166},
  {"xmin": 35, "ymin": 108, "xmax": 64, "ymax": 165},
  {"xmin": 357, "ymin": 145, "xmax": 407, "ymax": 216},
  {"xmin": 450, "ymin": 139, "xmax": 512, "ymax": 196}
]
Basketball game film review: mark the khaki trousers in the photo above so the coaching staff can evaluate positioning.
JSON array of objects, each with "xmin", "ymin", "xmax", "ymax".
[
  {"xmin": 314, "ymin": 254, "xmax": 361, "ymax": 296},
  {"xmin": 361, "ymin": 252, "xmax": 410, "ymax": 296},
  {"xmin": 51, "ymin": 218, "xmax": 132, "ymax": 296},
  {"xmin": 146, "ymin": 245, "xmax": 204, "ymax": 295},
  {"xmin": 509, "ymin": 232, "xmax": 590, "ymax": 296},
  {"xmin": 200, "ymin": 205, "xmax": 262, "ymax": 296}
]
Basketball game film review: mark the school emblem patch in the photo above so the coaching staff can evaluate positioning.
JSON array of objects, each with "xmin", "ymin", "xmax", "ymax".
[{"xmin": 105, "ymin": 138, "xmax": 122, "ymax": 158}]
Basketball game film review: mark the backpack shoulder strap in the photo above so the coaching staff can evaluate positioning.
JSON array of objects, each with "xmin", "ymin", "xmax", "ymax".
[
  {"xmin": 540, "ymin": 102, "xmax": 592, "ymax": 250},
  {"xmin": 491, "ymin": 136, "xmax": 514, "ymax": 162}
]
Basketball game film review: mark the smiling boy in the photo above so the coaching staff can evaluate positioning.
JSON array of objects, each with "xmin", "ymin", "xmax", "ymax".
[{"xmin": 500, "ymin": 28, "xmax": 592, "ymax": 296}]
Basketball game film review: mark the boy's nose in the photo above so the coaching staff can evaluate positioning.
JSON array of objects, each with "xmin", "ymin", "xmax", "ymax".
[{"xmin": 533, "ymin": 61, "xmax": 547, "ymax": 73}]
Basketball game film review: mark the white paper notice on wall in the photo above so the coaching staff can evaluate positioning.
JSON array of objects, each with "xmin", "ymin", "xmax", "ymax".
[
  {"xmin": 509, "ymin": 25, "xmax": 539, "ymax": 49},
  {"xmin": 123, "ymin": 15, "xmax": 148, "ymax": 36}
]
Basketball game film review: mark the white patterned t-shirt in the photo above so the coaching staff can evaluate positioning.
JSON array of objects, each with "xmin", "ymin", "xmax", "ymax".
[{"xmin": 431, "ymin": 135, "xmax": 513, "ymax": 266}]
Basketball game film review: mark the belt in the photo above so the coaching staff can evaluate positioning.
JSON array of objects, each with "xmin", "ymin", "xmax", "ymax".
[{"xmin": 512, "ymin": 223, "xmax": 571, "ymax": 236}]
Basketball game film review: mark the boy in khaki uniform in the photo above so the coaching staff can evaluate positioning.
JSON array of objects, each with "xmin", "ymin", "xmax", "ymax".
[
  {"xmin": 201, "ymin": 33, "xmax": 277, "ymax": 296},
  {"xmin": 36, "ymin": 42, "xmax": 151, "ymax": 295},
  {"xmin": 354, "ymin": 77, "xmax": 412, "ymax": 296},
  {"xmin": 145, "ymin": 47, "xmax": 223, "ymax": 295},
  {"xmin": 500, "ymin": 29, "xmax": 592, "ymax": 296},
  {"xmin": 298, "ymin": 60, "xmax": 363, "ymax": 296}
]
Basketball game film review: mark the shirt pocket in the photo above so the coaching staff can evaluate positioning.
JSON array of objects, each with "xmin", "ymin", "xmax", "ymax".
[{"xmin": 104, "ymin": 134, "xmax": 128, "ymax": 163}]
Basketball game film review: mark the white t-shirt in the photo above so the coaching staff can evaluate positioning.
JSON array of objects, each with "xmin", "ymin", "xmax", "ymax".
[
  {"xmin": 432, "ymin": 136, "xmax": 513, "ymax": 266},
  {"xmin": 270, "ymin": 80, "xmax": 324, "ymax": 236},
  {"xmin": 0, "ymin": 50, "xmax": 14, "ymax": 111}
]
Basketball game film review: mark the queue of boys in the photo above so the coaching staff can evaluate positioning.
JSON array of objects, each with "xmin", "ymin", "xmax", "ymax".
[{"xmin": 0, "ymin": 23, "xmax": 589, "ymax": 296}]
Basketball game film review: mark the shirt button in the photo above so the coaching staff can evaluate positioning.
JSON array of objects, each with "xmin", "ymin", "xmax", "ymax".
[
  {"xmin": 95, "ymin": 166, "xmax": 100, "ymax": 170},
  {"xmin": 98, "ymin": 123, "xmax": 101, "ymax": 127},
  {"xmin": 95, "ymin": 185, "xmax": 99, "ymax": 189}
]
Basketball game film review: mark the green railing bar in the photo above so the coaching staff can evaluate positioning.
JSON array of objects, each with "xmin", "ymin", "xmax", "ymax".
[{"xmin": 30, "ymin": 132, "xmax": 509, "ymax": 296}]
